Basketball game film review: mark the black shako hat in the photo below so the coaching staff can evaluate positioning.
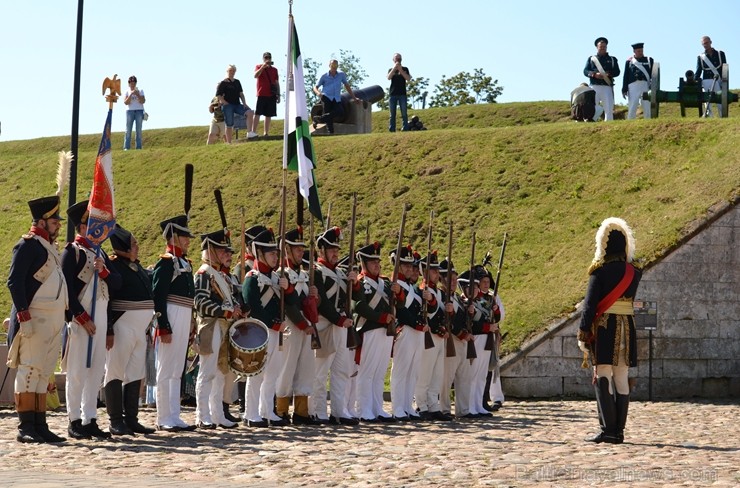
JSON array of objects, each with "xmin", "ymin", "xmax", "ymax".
[
  {"xmin": 110, "ymin": 224, "xmax": 133, "ymax": 252},
  {"xmin": 594, "ymin": 37, "xmax": 608, "ymax": 47},
  {"xmin": 631, "ymin": 42, "xmax": 644, "ymax": 50},
  {"xmin": 420, "ymin": 250, "xmax": 440, "ymax": 269},
  {"xmin": 66, "ymin": 200, "xmax": 90, "ymax": 228},
  {"xmin": 160, "ymin": 215, "xmax": 195, "ymax": 239},
  {"xmin": 29, "ymin": 195, "xmax": 63, "ymax": 221},
  {"xmin": 251, "ymin": 228, "xmax": 278, "ymax": 253},
  {"xmin": 245, "ymin": 224, "xmax": 267, "ymax": 244},
  {"xmin": 200, "ymin": 229, "xmax": 233, "ymax": 251},
  {"xmin": 439, "ymin": 258, "xmax": 456, "ymax": 275},
  {"xmin": 357, "ymin": 241, "xmax": 381, "ymax": 262},
  {"xmin": 317, "ymin": 226, "xmax": 341, "ymax": 249},
  {"xmin": 389, "ymin": 245, "xmax": 414, "ymax": 265},
  {"xmin": 282, "ymin": 227, "xmax": 305, "ymax": 247}
]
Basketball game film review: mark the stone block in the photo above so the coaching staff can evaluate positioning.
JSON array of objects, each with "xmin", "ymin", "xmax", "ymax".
[
  {"xmin": 501, "ymin": 377, "xmax": 563, "ymax": 398},
  {"xmin": 657, "ymin": 300, "xmax": 710, "ymax": 321},
  {"xmin": 505, "ymin": 357, "xmax": 577, "ymax": 378},
  {"xmin": 707, "ymin": 359, "xmax": 740, "ymax": 377},
  {"xmin": 730, "ymin": 377, "xmax": 740, "ymax": 397},
  {"xmin": 659, "ymin": 319, "xmax": 715, "ymax": 339},
  {"xmin": 718, "ymin": 321, "xmax": 740, "ymax": 339},
  {"xmin": 563, "ymin": 376, "xmax": 595, "ymax": 398},
  {"xmin": 662, "ymin": 359, "xmax": 707, "ymax": 378},
  {"xmin": 701, "ymin": 377, "xmax": 731, "ymax": 397},
  {"xmin": 712, "ymin": 282, "xmax": 740, "ymax": 302},
  {"xmin": 709, "ymin": 302, "xmax": 740, "ymax": 321},
  {"xmin": 652, "ymin": 377, "xmax": 702, "ymax": 398},
  {"xmin": 636, "ymin": 358, "xmax": 663, "ymax": 378},
  {"xmin": 529, "ymin": 337, "xmax": 563, "ymax": 357},
  {"xmin": 655, "ymin": 338, "xmax": 734, "ymax": 360}
]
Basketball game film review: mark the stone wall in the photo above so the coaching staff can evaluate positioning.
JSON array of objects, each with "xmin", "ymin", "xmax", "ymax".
[{"xmin": 500, "ymin": 203, "xmax": 739, "ymax": 399}]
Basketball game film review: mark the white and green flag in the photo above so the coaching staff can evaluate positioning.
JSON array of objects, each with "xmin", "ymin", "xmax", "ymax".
[{"xmin": 283, "ymin": 16, "xmax": 322, "ymax": 223}]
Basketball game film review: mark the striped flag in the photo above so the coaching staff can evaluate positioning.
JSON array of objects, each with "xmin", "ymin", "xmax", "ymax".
[
  {"xmin": 86, "ymin": 109, "xmax": 116, "ymax": 247},
  {"xmin": 283, "ymin": 16, "xmax": 323, "ymax": 223}
]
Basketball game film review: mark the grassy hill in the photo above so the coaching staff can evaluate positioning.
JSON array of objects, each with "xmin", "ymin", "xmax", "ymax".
[{"xmin": 1, "ymin": 101, "xmax": 738, "ymax": 353}]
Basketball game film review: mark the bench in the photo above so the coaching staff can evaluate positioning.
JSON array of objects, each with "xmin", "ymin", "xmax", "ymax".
[{"xmin": 233, "ymin": 113, "xmax": 249, "ymax": 139}]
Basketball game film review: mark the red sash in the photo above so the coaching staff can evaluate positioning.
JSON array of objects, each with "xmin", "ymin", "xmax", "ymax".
[{"xmin": 593, "ymin": 263, "xmax": 635, "ymax": 324}]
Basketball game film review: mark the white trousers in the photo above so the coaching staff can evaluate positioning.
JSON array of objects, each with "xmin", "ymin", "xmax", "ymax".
[
  {"xmin": 389, "ymin": 327, "xmax": 424, "ymax": 417},
  {"xmin": 276, "ymin": 324, "xmax": 315, "ymax": 398},
  {"xmin": 627, "ymin": 80, "xmax": 651, "ymax": 119},
  {"xmin": 469, "ymin": 335, "xmax": 492, "ymax": 415},
  {"xmin": 441, "ymin": 336, "xmax": 472, "ymax": 416},
  {"xmin": 155, "ymin": 304, "xmax": 191, "ymax": 427},
  {"xmin": 244, "ymin": 328, "xmax": 283, "ymax": 421},
  {"xmin": 592, "ymin": 85, "xmax": 614, "ymax": 121},
  {"xmin": 356, "ymin": 328, "xmax": 393, "ymax": 419},
  {"xmin": 195, "ymin": 323, "xmax": 226, "ymax": 424},
  {"xmin": 65, "ymin": 295, "xmax": 107, "ymax": 424},
  {"xmin": 702, "ymin": 78, "xmax": 723, "ymax": 117},
  {"xmin": 414, "ymin": 333, "xmax": 445, "ymax": 413},
  {"xmin": 15, "ymin": 305, "xmax": 65, "ymax": 394},
  {"xmin": 488, "ymin": 370, "xmax": 505, "ymax": 404},
  {"xmin": 310, "ymin": 325, "xmax": 351, "ymax": 419},
  {"xmin": 105, "ymin": 309, "xmax": 152, "ymax": 386}
]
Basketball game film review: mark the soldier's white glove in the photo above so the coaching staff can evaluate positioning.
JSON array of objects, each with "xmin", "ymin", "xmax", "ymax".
[
  {"xmin": 578, "ymin": 340, "xmax": 589, "ymax": 354},
  {"xmin": 19, "ymin": 321, "xmax": 33, "ymax": 338}
]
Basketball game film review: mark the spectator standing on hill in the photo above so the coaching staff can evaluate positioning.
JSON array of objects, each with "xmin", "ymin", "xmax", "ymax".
[
  {"xmin": 387, "ymin": 53, "xmax": 411, "ymax": 132},
  {"xmin": 696, "ymin": 36, "xmax": 727, "ymax": 117},
  {"xmin": 216, "ymin": 65, "xmax": 257, "ymax": 143},
  {"xmin": 622, "ymin": 43, "xmax": 654, "ymax": 120},
  {"xmin": 584, "ymin": 37, "xmax": 620, "ymax": 121},
  {"xmin": 207, "ymin": 96, "xmax": 226, "ymax": 145},
  {"xmin": 252, "ymin": 52, "xmax": 280, "ymax": 137},
  {"xmin": 313, "ymin": 59, "xmax": 361, "ymax": 134},
  {"xmin": 123, "ymin": 75, "xmax": 146, "ymax": 150}
]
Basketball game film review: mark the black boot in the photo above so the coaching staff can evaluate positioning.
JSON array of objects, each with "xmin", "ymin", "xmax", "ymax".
[
  {"xmin": 35, "ymin": 411, "xmax": 66, "ymax": 443},
  {"xmin": 615, "ymin": 394, "xmax": 629, "ymax": 444},
  {"xmin": 223, "ymin": 402, "xmax": 240, "ymax": 423},
  {"xmin": 17, "ymin": 411, "xmax": 45, "ymax": 443},
  {"xmin": 482, "ymin": 371, "xmax": 494, "ymax": 411},
  {"xmin": 68, "ymin": 419, "xmax": 92, "ymax": 440},
  {"xmin": 586, "ymin": 377, "xmax": 619, "ymax": 444},
  {"xmin": 105, "ymin": 380, "xmax": 134, "ymax": 436},
  {"xmin": 124, "ymin": 380, "xmax": 155, "ymax": 434},
  {"xmin": 237, "ymin": 381, "xmax": 246, "ymax": 414},
  {"xmin": 87, "ymin": 418, "xmax": 112, "ymax": 439}
]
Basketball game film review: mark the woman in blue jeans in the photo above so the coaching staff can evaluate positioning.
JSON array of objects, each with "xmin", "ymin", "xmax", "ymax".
[{"xmin": 124, "ymin": 75, "xmax": 146, "ymax": 150}]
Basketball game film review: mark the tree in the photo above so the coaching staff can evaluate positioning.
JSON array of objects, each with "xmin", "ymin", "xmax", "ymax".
[
  {"xmin": 429, "ymin": 68, "xmax": 503, "ymax": 107},
  {"xmin": 302, "ymin": 58, "xmax": 321, "ymax": 107}
]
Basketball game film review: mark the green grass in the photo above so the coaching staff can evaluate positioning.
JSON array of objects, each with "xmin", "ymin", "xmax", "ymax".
[{"xmin": 1, "ymin": 101, "xmax": 738, "ymax": 353}]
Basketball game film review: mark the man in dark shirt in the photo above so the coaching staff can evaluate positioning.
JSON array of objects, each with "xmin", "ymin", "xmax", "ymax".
[
  {"xmin": 387, "ymin": 53, "xmax": 411, "ymax": 132},
  {"xmin": 216, "ymin": 64, "xmax": 256, "ymax": 143},
  {"xmin": 584, "ymin": 37, "xmax": 620, "ymax": 121},
  {"xmin": 696, "ymin": 36, "xmax": 728, "ymax": 117}
]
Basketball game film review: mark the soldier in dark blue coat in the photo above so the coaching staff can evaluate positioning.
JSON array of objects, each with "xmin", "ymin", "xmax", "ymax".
[
  {"xmin": 696, "ymin": 36, "xmax": 728, "ymax": 117},
  {"xmin": 7, "ymin": 195, "xmax": 68, "ymax": 443},
  {"xmin": 578, "ymin": 218, "xmax": 642, "ymax": 444},
  {"xmin": 584, "ymin": 37, "xmax": 620, "ymax": 121},
  {"xmin": 61, "ymin": 200, "xmax": 122, "ymax": 440},
  {"xmin": 622, "ymin": 43, "xmax": 654, "ymax": 119}
]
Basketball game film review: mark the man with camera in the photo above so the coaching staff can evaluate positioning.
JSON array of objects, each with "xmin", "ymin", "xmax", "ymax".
[
  {"xmin": 253, "ymin": 52, "xmax": 280, "ymax": 137},
  {"xmin": 387, "ymin": 53, "xmax": 411, "ymax": 132}
]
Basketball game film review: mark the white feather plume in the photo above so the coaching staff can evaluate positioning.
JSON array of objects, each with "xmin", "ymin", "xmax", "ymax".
[
  {"xmin": 56, "ymin": 150, "xmax": 73, "ymax": 198},
  {"xmin": 589, "ymin": 217, "xmax": 635, "ymax": 273}
]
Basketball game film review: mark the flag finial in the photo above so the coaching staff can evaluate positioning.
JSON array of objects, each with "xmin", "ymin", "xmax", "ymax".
[{"xmin": 102, "ymin": 74, "xmax": 121, "ymax": 109}]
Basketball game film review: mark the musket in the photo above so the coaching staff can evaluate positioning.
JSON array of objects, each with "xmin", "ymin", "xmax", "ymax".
[
  {"xmin": 444, "ymin": 221, "xmax": 456, "ymax": 358},
  {"xmin": 421, "ymin": 210, "xmax": 435, "ymax": 350},
  {"xmin": 325, "ymin": 202, "xmax": 332, "ymax": 229},
  {"xmin": 482, "ymin": 250, "xmax": 495, "ymax": 352},
  {"xmin": 345, "ymin": 192, "xmax": 359, "ymax": 350},
  {"xmin": 308, "ymin": 215, "xmax": 321, "ymax": 350},
  {"xmin": 387, "ymin": 204, "xmax": 408, "ymax": 336},
  {"xmin": 365, "ymin": 220, "xmax": 370, "ymax": 246},
  {"xmin": 490, "ymin": 233, "xmax": 508, "ymax": 378},
  {"xmin": 465, "ymin": 229, "xmax": 477, "ymax": 361}
]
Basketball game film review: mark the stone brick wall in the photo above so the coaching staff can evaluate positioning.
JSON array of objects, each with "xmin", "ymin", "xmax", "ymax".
[{"xmin": 501, "ymin": 204, "xmax": 739, "ymax": 399}]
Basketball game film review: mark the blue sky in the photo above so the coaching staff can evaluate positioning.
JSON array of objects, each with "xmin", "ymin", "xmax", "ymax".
[{"xmin": 1, "ymin": 0, "xmax": 738, "ymax": 142}]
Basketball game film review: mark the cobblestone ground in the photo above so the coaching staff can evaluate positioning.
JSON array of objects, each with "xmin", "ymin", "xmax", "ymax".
[{"xmin": 1, "ymin": 399, "xmax": 738, "ymax": 487}]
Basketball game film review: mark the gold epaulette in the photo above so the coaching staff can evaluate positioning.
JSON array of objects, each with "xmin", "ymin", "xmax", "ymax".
[
  {"xmin": 110, "ymin": 255, "xmax": 119, "ymax": 262},
  {"xmin": 159, "ymin": 254, "xmax": 173, "ymax": 259},
  {"xmin": 22, "ymin": 234, "xmax": 34, "ymax": 240}
]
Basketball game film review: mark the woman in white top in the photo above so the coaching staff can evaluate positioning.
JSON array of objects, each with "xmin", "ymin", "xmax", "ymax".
[{"xmin": 123, "ymin": 75, "xmax": 146, "ymax": 150}]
